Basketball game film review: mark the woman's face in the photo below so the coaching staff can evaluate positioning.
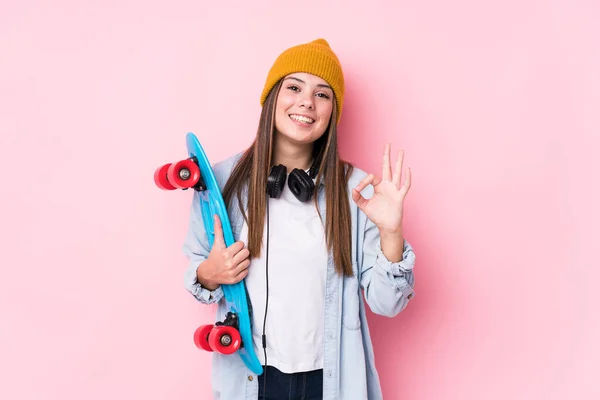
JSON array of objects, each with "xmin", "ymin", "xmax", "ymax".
[{"xmin": 274, "ymin": 72, "xmax": 334, "ymax": 146}]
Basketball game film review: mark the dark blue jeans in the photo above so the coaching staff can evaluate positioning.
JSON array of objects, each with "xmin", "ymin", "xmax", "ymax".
[{"xmin": 258, "ymin": 366, "xmax": 323, "ymax": 400}]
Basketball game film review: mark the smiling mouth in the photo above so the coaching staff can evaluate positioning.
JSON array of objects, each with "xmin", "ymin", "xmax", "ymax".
[{"xmin": 289, "ymin": 114, "xmax": 315, "ymax": 124}]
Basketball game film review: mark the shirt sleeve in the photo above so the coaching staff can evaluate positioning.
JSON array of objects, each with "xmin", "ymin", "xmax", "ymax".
[{"xmin": 358, "ymin": 214, "xmax": 416, "ymax": 317}]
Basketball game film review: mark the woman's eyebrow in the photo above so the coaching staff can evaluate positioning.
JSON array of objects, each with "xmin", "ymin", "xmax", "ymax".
[{"xmin": 285, "ymin": 76, "xmax": 332, "ymax": 90}]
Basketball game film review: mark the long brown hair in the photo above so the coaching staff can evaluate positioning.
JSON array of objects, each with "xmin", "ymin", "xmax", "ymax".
[{"xmin": 222, "ymin": 79, "xmax": 354, "ymax": 277}]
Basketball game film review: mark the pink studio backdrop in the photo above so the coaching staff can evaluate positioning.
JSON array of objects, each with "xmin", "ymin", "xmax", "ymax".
[{"xmin": 1, "ymin": 1, "xmax": 598, "ymax": 399}]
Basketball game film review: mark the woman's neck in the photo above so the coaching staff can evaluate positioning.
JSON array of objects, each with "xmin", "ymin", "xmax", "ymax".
[{"xmin": 272, "ymin": 136, "xmax": 313, "ymax": 172}]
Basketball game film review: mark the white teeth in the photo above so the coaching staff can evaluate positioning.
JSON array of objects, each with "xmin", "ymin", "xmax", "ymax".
[{"xmin": 290, "ymin": 115, "xmax": 314, "ymax": 124}]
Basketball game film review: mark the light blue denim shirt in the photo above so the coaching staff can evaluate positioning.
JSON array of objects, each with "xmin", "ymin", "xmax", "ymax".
[{"xmin": 183, "ymin": 153, "xmax": 416, "ymax": 400}]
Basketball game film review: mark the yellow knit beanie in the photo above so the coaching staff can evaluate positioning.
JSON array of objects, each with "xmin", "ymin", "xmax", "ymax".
[{"xmin": 260, "ymin": 38, "xmax": 345, "ymax": 123}]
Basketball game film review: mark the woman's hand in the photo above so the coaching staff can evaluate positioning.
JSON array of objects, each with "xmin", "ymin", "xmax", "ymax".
[
  {"xmin": 351, "ymin": 143, "xmax": 411, "ymax": 235},
  {"xmin": 196, "ymin": 215, "xmax": 250, "ymax": 290}
]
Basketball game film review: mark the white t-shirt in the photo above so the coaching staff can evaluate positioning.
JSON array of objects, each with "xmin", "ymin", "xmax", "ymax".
[{"xmin": 239, "ymin": 177, "xmax": 328, "ymax": 374}]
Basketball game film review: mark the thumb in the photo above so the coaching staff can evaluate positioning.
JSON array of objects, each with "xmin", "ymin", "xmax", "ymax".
[
  {"xmin": 212, "ymin": 214, "xmax": 226, "ymax": 248},
  {"xmin": 351, "ymin": 187, "xmax": 367, "ymax": 211}
]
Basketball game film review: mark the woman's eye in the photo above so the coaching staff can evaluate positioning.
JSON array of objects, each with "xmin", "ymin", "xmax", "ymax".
[
  {"xmin": 317, "ymin": 93, "xmax": 330, "ymax": 99},
  {"xmin": 287, "ymin": 85, "xmax": 299, "ymax": 91}
]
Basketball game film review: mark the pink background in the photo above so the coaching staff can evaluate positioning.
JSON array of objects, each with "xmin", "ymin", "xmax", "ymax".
[{"xmin": 1, "ymin": 1, "xmax": 598, "ymax": 399}]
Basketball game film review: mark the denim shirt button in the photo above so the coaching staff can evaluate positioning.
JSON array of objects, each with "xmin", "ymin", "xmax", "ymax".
[{"xmin": 247, "ymin": 375, "xmax": 253, "ymax": 381}]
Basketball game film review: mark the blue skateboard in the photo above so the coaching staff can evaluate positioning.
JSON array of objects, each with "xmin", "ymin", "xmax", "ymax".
[{"xmin": 154, "ymin": 132, "xmax": 263, "ymax": 375}]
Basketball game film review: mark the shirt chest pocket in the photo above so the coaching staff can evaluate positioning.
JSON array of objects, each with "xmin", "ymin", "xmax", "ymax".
[{"xmin": 342, "ymin": 268, "xmax": 361, "ymax": 330}]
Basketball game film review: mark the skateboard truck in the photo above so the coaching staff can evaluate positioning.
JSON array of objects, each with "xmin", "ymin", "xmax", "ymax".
[
  {"xmin": 216, "ymin": 311, "xmax": 239, "ymax": 329},
  {"xmin": 184, "ymin": 156, "xmax": 207, "ymax": 192}
]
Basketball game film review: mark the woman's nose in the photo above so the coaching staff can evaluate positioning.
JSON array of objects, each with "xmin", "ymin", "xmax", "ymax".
[{"xmin": 298, "ymin": 94, "xmax": 314, "ymax": 109}]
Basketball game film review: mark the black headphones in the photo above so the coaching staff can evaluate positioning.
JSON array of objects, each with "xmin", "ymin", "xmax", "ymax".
[{"xmin": 266, "ymin": 160, "xmax": 319, "ymax": 202}]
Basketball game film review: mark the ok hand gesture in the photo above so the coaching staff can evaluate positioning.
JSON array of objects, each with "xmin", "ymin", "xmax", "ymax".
[{"xmin": 351, "ymin": 143, "xmax": 411, "ymax": 234}]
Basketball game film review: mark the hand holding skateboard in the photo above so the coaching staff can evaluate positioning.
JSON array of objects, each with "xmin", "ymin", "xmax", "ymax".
[{"xmin": 197, "ymin": 214, "xmax": 251, "ymax": 290}]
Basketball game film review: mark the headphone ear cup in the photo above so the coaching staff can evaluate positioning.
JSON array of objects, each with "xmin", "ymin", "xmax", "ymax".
[
  {"xmin": 267, "ymin": 165, "xmax": 287, "ymax": 198},
  {"xmin": 288, "ymin": 169, "xmax": 315, "ymax": 202}
]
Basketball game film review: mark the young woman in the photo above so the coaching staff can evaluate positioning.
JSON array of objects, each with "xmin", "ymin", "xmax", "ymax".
[{"xmin": 183, "ymin": 38, "xmax": 416, "ymax": 400}]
